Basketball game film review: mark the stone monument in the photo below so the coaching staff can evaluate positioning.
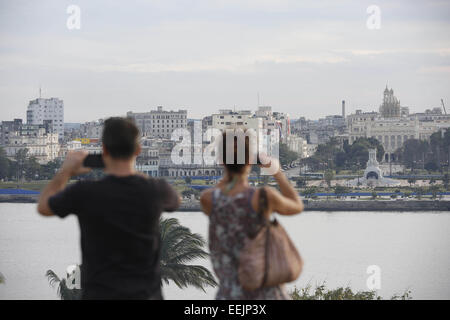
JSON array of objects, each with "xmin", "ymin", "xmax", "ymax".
[{"xmin": 347, "ymin": 148, "xmax": 400, "ymax": 187}]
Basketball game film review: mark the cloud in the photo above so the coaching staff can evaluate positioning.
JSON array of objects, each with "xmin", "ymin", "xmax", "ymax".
[
  {"xmin": 418, "ymin": 66, "xmax": 450, "ymax": 73},
  {"xmin": 0, "ymin": 0, "xmax": 449, "ymax": 121}
]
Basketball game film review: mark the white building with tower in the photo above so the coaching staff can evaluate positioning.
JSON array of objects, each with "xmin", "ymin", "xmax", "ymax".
[
  {"xmin": 27, "ymin": 97, "xmax": 64, "ymax": 140},
  {"xmin": 347, "ymin": 87, "xmax": 450, "ymax": 162}
]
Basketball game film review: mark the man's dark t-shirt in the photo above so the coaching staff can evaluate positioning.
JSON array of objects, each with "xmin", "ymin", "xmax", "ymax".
[{"xmin": 48, "ymin": 174, "xmax": 179, "ymax": 300}]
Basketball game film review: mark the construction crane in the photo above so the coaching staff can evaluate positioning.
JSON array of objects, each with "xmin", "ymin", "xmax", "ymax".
[{"xmin": 441, "ymin": 99, "xmax": 447, "ymax": 115}]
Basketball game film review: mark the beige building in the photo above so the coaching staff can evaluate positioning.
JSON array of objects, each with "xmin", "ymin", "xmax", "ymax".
[
  {"xmin": 255, "ymin": 106, "xmax": 290, "ymax": 143},
  {"xmin": 127, "ymin": 106, "xmax": 187, "ymax": 139},
  {"xmin": 209, "ymin": 107, "xmax": 290, "ymax": 143},
  {"xmin": 286, "ymin": 135, "xmax": 309, "ymax": 158},
  {"xmin": 211, "ymin": 109, "xmax": 263, "ymax": 131},
  {"xmin": 5, "ymin": 128, "xmax": 60, "ymax": 164}
]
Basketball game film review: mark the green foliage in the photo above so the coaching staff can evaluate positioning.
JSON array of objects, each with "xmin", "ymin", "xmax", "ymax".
[
  {"xmin": 159, "ymin": 218, "xmax": 217, "ymax": 292},
  {"xmin": 334, "ymin": 185, "xmax": 349, "ymax": 197},
  {"xmin": 279, "ymin": 143, "xmax": 298, "ymax": 166},
  {"xmin": 424, "ymin": 161, "xmax": 438, "ymax": 173},
  {"xmin": 371, "ymin": 191, "xmax": 378, "ymax": 200},
  {"xmin": 396, "ymin": 129, "xmax": 450, "ymax": 171},
  {"xmin": 407, "ymin": 177, "xmax": 416, "ymax": 186},
  {"xmin": 324, "ymin": 169, "xmax": 334, "ymax": 188},
  {"xmin": 182, "ymin": 188, "xmax": 201, "ymax": 199},
  {"xmin": 293, "ymin": 177, "xmax": 307, "ymax": 188},
  {"xmin": 0, "ymin": 272, "xmax": 5, "ymax": 284},
  {"xmin": 184, "ymin": 176, "xmax": 192, "ymax": 185},
  {"xmin": 290, "ymin": 282, "xmax": 412, "ymax": 300},
  {"xmin": 303, "ymin": 137, "xmax": 384, "ymax": 172},
  {"xmin": 302, "ymin": 186, "xmax": 318, "ymax": 198},
  {"xmin": 39, "ymin": 159, "xmax": 63, "ymax": 179},
  {"xmin": 428, "ymin": 184, "xmax": 441, "ymax": 199},
  {"xmin": 0, "ymin": 147, "xmax": 64, "ymax": 181},
  {"xmin": 414, "ymin": 187, "xmax": 425, "ymax": 199},
  {"xmin": 443, "ymin": 174, "xmax": 450, "ymax": 189},
  {"xmin": 343, "ymin": 137, "xmax": 385, "ymax": 165},
  {"xmin": 0, "ymin": 147, "xmax": 9, "ymax": 179},
  {"xmin": 403, "ymin": 191, "xmax": 412, "ymax": 198},
  {"xmin": 45, "ymin": 269, "xmax": 82, "ymax": 300},
  {"xmin": 398, "ymin": 139, "xmax": 430, "ymax": 170}
]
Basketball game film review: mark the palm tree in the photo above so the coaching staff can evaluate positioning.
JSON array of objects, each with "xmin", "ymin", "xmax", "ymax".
[
  {"xmin": 46, "ymin": 217, "xmax": 217, "ymax": 299},
  {"xmin": 159, "ymin": 217, "xmax": 217, "ymax": 291},
  {"xmin": 45, "ymin": 266, "xmax": 82, "ymax": 300}
]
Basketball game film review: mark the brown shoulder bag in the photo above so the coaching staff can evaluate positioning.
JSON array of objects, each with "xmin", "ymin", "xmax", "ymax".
[{"xmin": 238, "ymin": 187, "xmax": 303, "ymax": 291}]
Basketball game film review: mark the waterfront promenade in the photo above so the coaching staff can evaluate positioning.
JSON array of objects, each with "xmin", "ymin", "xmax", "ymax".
[{"xmin": 2, "ymin": 189, "xmax": 450, "ymax": 211}]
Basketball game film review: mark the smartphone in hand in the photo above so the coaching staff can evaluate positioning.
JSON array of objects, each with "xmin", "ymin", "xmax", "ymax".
[{"xmin": 83, "ymin": 154, "xmax": 105, "ymax": 168}]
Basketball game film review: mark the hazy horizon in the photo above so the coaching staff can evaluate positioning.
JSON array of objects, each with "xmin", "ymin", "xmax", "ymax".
[{"xmin": 1, "ymin": 0, "xmax": 449, "ymax": 122}]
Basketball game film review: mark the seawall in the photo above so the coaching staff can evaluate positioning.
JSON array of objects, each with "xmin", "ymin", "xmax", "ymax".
[
  {"xmin": 302, "ymin": 199, "xmax": 450, "ymax": 211},
  {"xmin": 0, "ymin": 194, "xmax": 39, "ymax": 203},
  {"xmin": 2, "ymin": 194, "xmax": 449, "ymax": 211},
  {"xmin": 179, "ymin": 199, "xmax": 450, "ymax": 212}
]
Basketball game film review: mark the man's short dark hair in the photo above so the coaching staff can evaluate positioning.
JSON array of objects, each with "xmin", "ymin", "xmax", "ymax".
[{"xmin": 102, "ymin": 117, "xmax": 140, "ymax": 159}]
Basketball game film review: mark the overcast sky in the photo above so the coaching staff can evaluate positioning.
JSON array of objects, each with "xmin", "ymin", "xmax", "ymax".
[{"xmin": 0, "ymin": 0, "xmax": 449, "ymax": 122}]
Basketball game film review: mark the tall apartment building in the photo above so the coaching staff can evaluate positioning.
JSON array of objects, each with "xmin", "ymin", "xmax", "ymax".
[
  {"xmin": 27, "ymin": 98, "xmax": 64, "ymax": 140},
  {"xmin": 0, "ymin": 119, "xmax": 23, "ymax": 145},
  {"xmin": 127, "ymin": 106, "xmax": 187, "ymax": 139}
]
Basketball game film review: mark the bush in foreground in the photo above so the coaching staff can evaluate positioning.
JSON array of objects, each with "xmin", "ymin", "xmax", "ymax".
[{"xmin": 290, "ymin": 282, "xmax": 412, "ymax": 300}]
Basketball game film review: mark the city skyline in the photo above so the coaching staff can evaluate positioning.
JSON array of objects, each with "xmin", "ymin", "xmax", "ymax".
[
  {"xmin": 2, "ymin": 84, "xmax": 446, "ymax": 124},
  {"xmin": 1, "ymin": 0, "xmax": 449, "ymax": 122}
]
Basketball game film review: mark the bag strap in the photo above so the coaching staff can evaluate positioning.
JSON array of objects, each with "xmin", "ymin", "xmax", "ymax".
[
  {"xmin": 248, "ymin": 187, "xmax": 269, "ymax": 239},
  {"xmin": 258, "ymin": 187, "xmax": 269, "ymax": 223},
  {"xmin": 261, "ymin": 224, "xmax": 271, "ymax": 288},
  {"xmin": 259, "ymin": 187, "xmax": 271, "ymax": 288}
]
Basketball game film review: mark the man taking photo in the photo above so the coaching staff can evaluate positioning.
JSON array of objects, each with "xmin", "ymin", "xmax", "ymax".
[{"xmin": 37, "ymin": 117, "xmax": 180, "ymax": 300}]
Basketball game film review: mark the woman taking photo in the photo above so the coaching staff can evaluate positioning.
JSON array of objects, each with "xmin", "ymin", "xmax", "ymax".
[{"xmin": 200, "ymin": 131, "xmax": 304, "ymax": 300}]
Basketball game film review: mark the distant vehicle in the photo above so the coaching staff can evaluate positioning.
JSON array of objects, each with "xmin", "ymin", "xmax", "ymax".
[{"xmin": 300, "ymin": 172, "xmax": 324, "ymax": 179}]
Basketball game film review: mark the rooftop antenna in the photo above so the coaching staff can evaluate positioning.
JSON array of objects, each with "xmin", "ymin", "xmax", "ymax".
[
  {"xmin": 441, "ymin": 99, "xmax": 447, "ymax": 115},
  {"xmin": 257, "ymin": 92, "xmax": 260, "ymax": 107},
  {"xmin": 39, "ymin": 85, "xmax": 42, "ymax": 98}
]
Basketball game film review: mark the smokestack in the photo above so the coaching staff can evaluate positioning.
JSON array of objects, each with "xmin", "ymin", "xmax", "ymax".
[{"xmin": 342, "ymin": 100, "xmax": 345, "ymax": 118}]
